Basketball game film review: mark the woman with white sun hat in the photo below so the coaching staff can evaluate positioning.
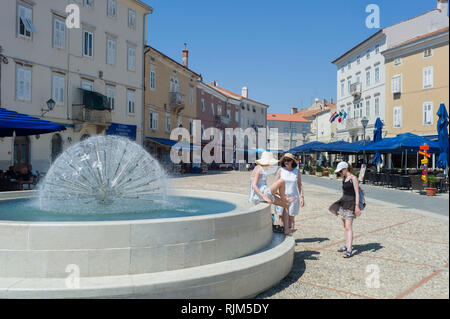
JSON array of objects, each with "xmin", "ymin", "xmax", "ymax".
[{"xmin": 249, "ymin": 151, "xmax": 295, "ymax": 235}]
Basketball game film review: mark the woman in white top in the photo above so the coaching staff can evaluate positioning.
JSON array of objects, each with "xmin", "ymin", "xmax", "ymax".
[
  {"xmin": 249, "ymin": 152, "xmax": 295, "ymax": 235},
  {"xmin": 274, "ymin": 153, "xmax": 305, "ymax": 232}
]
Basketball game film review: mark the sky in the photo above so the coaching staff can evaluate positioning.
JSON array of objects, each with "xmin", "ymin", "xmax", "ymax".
[{"xmin": 142, "ymin": 0, "xmax": 438, "ymax": 113}]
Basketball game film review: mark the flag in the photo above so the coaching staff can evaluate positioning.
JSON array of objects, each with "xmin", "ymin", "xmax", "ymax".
[
  {"xmin": 329, "ymin": 111, "xmax": 339, "ymax": 123},
  {"xmin": 342, "ymin": 111, "xmax": 348, "ymax": 120}
]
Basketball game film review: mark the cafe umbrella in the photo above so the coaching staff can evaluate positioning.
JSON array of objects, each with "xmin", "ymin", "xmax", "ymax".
[{"xmin": 436, "ymin": 103, "xmax": 449, "ymax": 171}]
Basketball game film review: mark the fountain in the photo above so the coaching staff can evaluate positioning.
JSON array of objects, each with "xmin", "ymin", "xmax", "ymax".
[{"xmin": 0, "ymin": 136, "xmax": 294, "ymax": 298}]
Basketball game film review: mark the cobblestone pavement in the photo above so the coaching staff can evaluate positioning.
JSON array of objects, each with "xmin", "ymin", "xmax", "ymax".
[{"xmin": 169, "ymin": 171, "xmax": 449, "ymax": 299}]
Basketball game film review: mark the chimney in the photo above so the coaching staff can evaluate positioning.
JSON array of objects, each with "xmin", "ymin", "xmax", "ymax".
[
  {"xmin": 291, "ymin": 107, "xmax": 298, "ymax": 114},
  {"xmin": 242, "ymin": 87, "xmax": 248, "ymax": 98},
  {"xmin": 330, "ymin": 97, "xmax": 334, "ymax": 104},
  {"xmin": 437, "ymin": 0, "xmax": 449, "ymax": 14},
  {"xmin": 182, "ymin": 43, "xmax": 189, "ymax": 68},
  {"xmin": 211, "ymin": 81, "xmax": 218, "ymax": 87}
]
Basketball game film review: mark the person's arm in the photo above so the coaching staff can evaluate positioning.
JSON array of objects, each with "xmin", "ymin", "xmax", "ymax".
[
  {"xmin": 274, "ymin": 168, "xmax": 281, "ymax": 183},
  {"xmin": 297, "ymin": 169, "xmax": 305, "ymax": 207},
  {"xmin": 352, "ymin": 175, "xmax": 361, "ymax": 216},
  {"xmin": 252, "ymin": 166, "xmax": 272, "ymax": 203}
]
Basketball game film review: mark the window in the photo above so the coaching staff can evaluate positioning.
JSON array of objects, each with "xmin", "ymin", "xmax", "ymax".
[
  {"xmin": 150, "ymin": 67, "xmax": 156, "ymax": 90},
  {"xmin": 423, "ymin": 66, "xmax": 433, "ymax": 89},
  {"xmin": 391, "ymin": 75, "xmax": 402, "ymax": 93},
  {"xmin": 394, "ymin": 57, "xmax": 402, "ymax": 66},
  {"xmin": 128, "ymin": 9, "xmax": 136, "ymax": 29},
  {"xmin": 201, "ymin": 99, "xmax": 205, "ymax": 112},
  {"xmin": 177, "ymin": 115, "xmax": 182, "ymax": 127},
  {"xmin": 366, "ymin": 100, "xmax": 370, "ymax": 118},
  {"xmin": 356, "ymin": 74, "xmax": 361, "ymax": 84},
  {"xmin": 217, "ymin": 105, "xmax": 222, "ymax": 115},
  {"xmin": 366, "ymin": 50, "xmax": 370, "ymax": 59},
  {"xmin": 291, "ymin": 140, "xmax": 296, "ymax": 148},
  {"xmin": 357, "ymin": 56, "xmax": 361, "ymax": 65},
  {"xmin": 211, "ymin": 103, "xmax": 215, "ymax": 115},
  {"xmin": 347, "ymin": 105, "xmax": 351, "ymax": 119},
  {"xmin": 106, "ymin": 85, "xmax": 115, "ymax": 110},
  {"xmin": 423, "ymin": 102, "xmax": 433, "ymax": 125},
  {"xmin": 340, "ymin": 82, "xmax": 345, "ymax": 97},
  {"xmin": 393, "ymin": 107, "xmax": 402, "ymax": 128},
  {"xmin": 375, "ymin": 44, "xmax": 380, "ymax": 54},
  {"xmin": 424, "ymin": 48, "xmax": 433, "ymax": 58},
  {"xmin": 190, "ymin": 87, "xmax": 194, "ymax": 104},
  {"xmin": 83, "ymin": 0, "xmax": 94, "ymax": 7},
  {"xmin": 164, "ymin": 113, "xmax": 171, "ymax": 132},
  {"xmin": 106, "ymin": 38, "xmax": 116, "ymax": 65},
  {"xmin": 375, "ymin": 67, "xmax": 380, "ymax": 83},
  {"xmin": 16, "ymin": 64, "xmax": 31, "ymax": 101},
  {"xmin": 226, "ymin": 109, "xmax": 231, "ymax": 119},
  {"xmin": 375, "ymin": 97, "xmax": 380, "ymax": 115},
  {"xmin": 107, "ymin": 0, "xmax": 117, "ymax": 17},
  {"xmin": 17, "ymin": 3, "xmax": 35, "ymax": 38},
  {"xmin": 127, "ymin": 46, "xmax": 136, "ymax": 71},
  {"xmin": 235, "ymin": 110, "xmax": 239, "ymax": 122},
  {"xmin": 347, "ymin": 62, "xmax": 351, "ymax": 70},
  {"xmin": 81, "ymin": 79, "xmax": 94, "ymax": 91},
  {"xmin": 284, "ymin": 127, "xmax": 289, "ymax": 134},
  {"xmin": 347, "ymin": 80, "xmax": 351, "ymax": 93},
  {"xmin": 366, "ymin": 71, "xmax": 371, "ymax": 86},
  {"xmin": 127, "ymin": 90, "xmax": 135, "ymax": 114},
  {"xmin": 52, "ymin": 73, "xmax": 65, "ymax": 105},
  {"xmin": 53, "ymin": 16, "xmax": 66, "ymax": 49},
  {"xmin": 284, "ymin": 140, "xmax": 289, "ymax": 149},
  {"xmin": 83, "ymin": 30, "xmax": 94, "ymax": 57},
  {"xmin": 149, "ymin": 111, "xmax": 158, "ymax": 130}
]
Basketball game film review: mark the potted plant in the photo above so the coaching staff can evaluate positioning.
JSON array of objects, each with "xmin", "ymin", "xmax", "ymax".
[
  {"xmin": 303, "ymin": 164, "xmax": 310, "ymax": 175},
  {"xmin": 425, "ymin": 175, "xmax": 438, "ymax": 196},
  {"xmin": 322, "ymin": 168, "xmax": 330, "ymax": 177},
  {"xmin": 315, "ymin": 166, "xmax": 323, "ymax": 177},
  {"xmin": 329, "ymin": 168, "xmax": 336, "ymax": 179}
]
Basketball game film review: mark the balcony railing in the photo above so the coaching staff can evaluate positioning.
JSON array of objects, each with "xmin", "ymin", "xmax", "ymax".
[
  {"xmin": 350, "ymin": 82, "xmax": 362, "ymax": 96},
  {"xmin": 169, "ymin": 91, "xmax": 185, "ymax": 113},
  {"xmin": 72, "ymin": 104, "xmax": 112, "ymax": 124},
  {"xmin": 215, "ymin": 115, "xmax": 230, "ymax": 126}
]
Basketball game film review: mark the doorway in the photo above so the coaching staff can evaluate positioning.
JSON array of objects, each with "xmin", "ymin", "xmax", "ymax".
[
  {"xmin": 13, "ymin": 136, "xmax": 30, "ymax": 166},
  {"xmin": 51, "ymin": 133, "xmax": 63, "ymax": 163}
]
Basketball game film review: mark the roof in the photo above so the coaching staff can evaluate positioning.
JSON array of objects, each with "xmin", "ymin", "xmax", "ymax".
[
  {"xmin": 267, "ymin": 113, "xmax": 310, "ymax": 123},
  {"xmin": 145, "ymin": 46, "xmax": 202, "ymax": 78},
  {"xmin": 207, "ymin": 84, "xmax": 270, "ymax": 107},
  {"xmin": 384, "ymin": 26, "xmax": 449, "ymax": 52},
  {"xmin": 133, "ymin": 0, "xmax": 153, "ymax": 12}
]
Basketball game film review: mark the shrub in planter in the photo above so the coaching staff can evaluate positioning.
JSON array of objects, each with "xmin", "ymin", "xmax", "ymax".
[
  {"xmin": 425, "ymin": 175, "xmax": 438, "ymax": 196},
  {"xmin": 315, "ymin": 166, "xmax": 323, "ymax": 176}
]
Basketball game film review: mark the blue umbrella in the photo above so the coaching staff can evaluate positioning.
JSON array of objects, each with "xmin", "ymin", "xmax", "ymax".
[
  {"xmin": 372, "ymin": 117, "xmax": 383, "ymax": 164},
  {"xmin": 311, "ymin": 140, "xmax": 349, "ymax": 152},
  {"xmin": 436, "ymin": 103, "xmax": 449, "ymax": 169},
  {"xmin": 362, "ymin": 132, "xmax": 440, "ymax": 153},
  {"xmin": 289, "ymin": 141, "xmax": 324, "ymax": 153}
]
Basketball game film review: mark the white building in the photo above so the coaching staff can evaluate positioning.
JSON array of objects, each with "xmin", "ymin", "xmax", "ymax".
[
  {"xmin": 0, "ymin": 0, "xmax": 152, "ymax": 172},
  {"xmin": 332, "ymin": 0, "xmax": 448, "ymax": 142}
]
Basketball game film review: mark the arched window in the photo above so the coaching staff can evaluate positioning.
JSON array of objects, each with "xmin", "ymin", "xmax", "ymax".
[{"xmin": 13, "ymin": 136, "xmax": 30, "ymax": 166}]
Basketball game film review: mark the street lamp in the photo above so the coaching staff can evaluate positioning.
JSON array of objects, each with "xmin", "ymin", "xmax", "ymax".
[
  {"xmin": 41, "ymin": 98, "xmax": 55, "ymax": 116},
  {"xmin": 361, "ymin": 116, "xmax": 369, "ymax": 182}
]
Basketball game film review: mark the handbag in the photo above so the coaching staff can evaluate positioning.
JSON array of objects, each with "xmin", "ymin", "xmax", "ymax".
[{"xmin": 358, "ymin": 187, "xmax": 366, "ymax": 211}]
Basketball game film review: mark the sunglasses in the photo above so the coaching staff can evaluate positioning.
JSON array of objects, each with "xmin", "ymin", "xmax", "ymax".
[{"xmin": 284, "ymin": 158, "xmax": 294, "ymax": 162}]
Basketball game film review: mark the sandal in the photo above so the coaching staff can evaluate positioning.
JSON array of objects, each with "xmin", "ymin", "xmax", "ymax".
[
  {"xmin": 343, "ymin": 250, "xmax": 352, "ymax": 258},
  {"xmin": 272, "ymin": 225, "xmax": 285, "ymax": 233},
  {"xmin": 337, "ymin": 246, "xmax": 347, "ymax": 252}
]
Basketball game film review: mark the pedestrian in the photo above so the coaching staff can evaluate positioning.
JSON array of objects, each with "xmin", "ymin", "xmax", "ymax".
[
  {"xmin": 329, "ymin": 161, "xmax": 362, "ymax": 258},
  {"xmin": 249, "ymin": 151, "xmax": 295, "ymax": 235},
  {"xmin": 274, "ymin": 153, "xmax": 305, "ymax": 234}
]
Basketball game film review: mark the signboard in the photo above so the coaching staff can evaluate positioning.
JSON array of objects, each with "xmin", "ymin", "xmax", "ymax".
[{"xmin": 106, "ymin": 123, "xmax": 137, "ymax": 141}]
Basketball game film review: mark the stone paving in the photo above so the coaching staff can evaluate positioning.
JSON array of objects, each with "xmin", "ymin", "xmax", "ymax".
[{"xmin": 169, "ymin": 170, "xmax": 449, "ymax": 299}]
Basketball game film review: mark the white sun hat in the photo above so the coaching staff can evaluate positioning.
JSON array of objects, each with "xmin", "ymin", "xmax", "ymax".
[
  {"xmin": 335, "ymin": 161, "xmax": 349, "ymax": 173},
  {"xmin": 255, "ymin": 151, "xmax": 279, "ymax": 166}
]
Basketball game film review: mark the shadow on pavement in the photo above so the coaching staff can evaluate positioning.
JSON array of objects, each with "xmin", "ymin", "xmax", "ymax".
[
  {"xmin": 351, "ymin": 243, "xmax": 384, "ymax": 256},
  {"xmin": 295, "ymin": 237, "xmax": 329, "ymax": 244},
  {"xmin": 255, "ymin": 250, "xmax": 321, "ymax": 298}
]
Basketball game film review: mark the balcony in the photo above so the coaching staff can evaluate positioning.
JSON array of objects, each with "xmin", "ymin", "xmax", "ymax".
[
  {"xmin": 215, "ymin": 115, "xmax": 230, "ymax": 127},
  {"xmin": 72, "ymin": 89, "xmax": 112, "ymax": 130},
  {"xmin": 350, "ymin": 82, "xmax": 362, "ymax": 97},
  {"xmin": 169, "ymin": 92, "xmax": 185, "ymax": 113}
]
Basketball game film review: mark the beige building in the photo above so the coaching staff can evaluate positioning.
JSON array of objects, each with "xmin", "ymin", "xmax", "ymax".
[
  {"xmin": 143, "ymin": 46, "xmax": 201, "ymax": 165},
  {"xmin": 383, "ymin": 27, "xmax": 449, "ymax": 139},
  {"xmin": 0, "ymin": 0, "xmax": 152, "ymax": 171}
]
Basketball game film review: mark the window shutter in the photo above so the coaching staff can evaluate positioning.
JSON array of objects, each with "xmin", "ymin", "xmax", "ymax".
[{"xmin": 25, "ymin": 68, "xmax": 31, "ymax": 100}]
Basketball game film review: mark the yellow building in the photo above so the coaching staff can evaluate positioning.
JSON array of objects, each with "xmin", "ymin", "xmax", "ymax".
[
  {"xmin": 383, "ymin": 27, "xmax": 449, "ymax": 139},
  {"xmin": 143, "ymin": 46, "xmax": 201, "ymax": 165}
]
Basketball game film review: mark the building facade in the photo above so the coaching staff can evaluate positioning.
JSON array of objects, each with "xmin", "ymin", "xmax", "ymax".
[
  {"xmin": 332, "ymin": 1, "xmax": 448, "ymax": 142},
  {"xmin": 383, "ymin": 27, "xmax": 449, "ymax": 138},
  {"xmin": 0, "ymin": 0, "xmax": 151, "ymax": 171},
  {"xmin": 143, "ymin": 46, "xmax": 201, "ymax": 165},
  {"xmin": 266, "ymin": 107, "xmax": 311, "ymax": 151}
]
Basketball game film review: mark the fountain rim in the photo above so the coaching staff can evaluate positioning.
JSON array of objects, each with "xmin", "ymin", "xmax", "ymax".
[{"xmin": 0, "ymin": 188, "xmax": 269, "ymax": 226}]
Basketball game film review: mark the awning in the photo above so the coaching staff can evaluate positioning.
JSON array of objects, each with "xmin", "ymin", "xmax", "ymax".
[
  {"xmin": 146, "ymin": 137, "xmax": 200, "ymax": 151},
  {"xmin": 0, "ymin": 107, "xmax": 66, "ymax": 137},
  {"xmin": 289, "ymin": 141, "xmax": 325, "ymax": 153},
  {"xmin": 362, "ymin": 132, "xmax": 440, "ymax": 153},
  {"xmin": 310, "ymin": 140, "xmax": 349, "ymax": 152},
  {"xmin": 332, "ymin": 140, "xmax": 375, "ymax": 153}
]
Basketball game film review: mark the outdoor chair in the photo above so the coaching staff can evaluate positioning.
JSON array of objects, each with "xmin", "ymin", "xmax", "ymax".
[
  {"xmin": 410, "ymin": 175, "xmax": 425, "ymax": 195},
  {"xmin": 399, "ymin": 176, "xmax": 411, "ymax": 190}
]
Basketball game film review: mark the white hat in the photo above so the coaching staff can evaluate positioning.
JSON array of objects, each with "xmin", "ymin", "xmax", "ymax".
[
  {"xmin": 335, "ymin": 161, "xmax": 349, "ymax": 173},
  {"xmin": 255, "ymin": 151, "xmax": 279, "ymax": 166}
]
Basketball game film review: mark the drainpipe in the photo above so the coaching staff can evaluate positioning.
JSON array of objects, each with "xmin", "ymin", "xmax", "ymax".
[{"xmin": 141, "ymin": 10, "xmax": 152, "ymax": 147}]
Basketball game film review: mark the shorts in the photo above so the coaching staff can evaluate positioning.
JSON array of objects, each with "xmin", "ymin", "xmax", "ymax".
[{"xmin": 338, "ymin": 207, "xmax": 356, "ymax": 220}]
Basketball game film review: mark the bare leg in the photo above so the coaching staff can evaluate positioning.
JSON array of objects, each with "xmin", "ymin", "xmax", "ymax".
[
  {"xmin": 270, "ymin": 179, "xmax": 295, "ymax": 204},
  {"xmin": 283, "ymin": 208, "xmax": 290, "ymax": 235},
  {"xmin": 290, "ymin": 216, "xmax": 296, "ymax": 231},
  {"xmin": 344, "ymin": 218, "xmax": 353, "ymax": 252}
]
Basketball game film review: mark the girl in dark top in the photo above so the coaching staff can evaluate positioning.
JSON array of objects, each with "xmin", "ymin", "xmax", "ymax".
[{"xmin": 329, "ymin": 161, "xmax": 361, "ymax": 258}]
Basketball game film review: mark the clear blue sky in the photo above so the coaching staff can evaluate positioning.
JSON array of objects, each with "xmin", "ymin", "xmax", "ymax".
[{"xmin": 142, "ymin": 0, "xmax": 437, "ymax": 113}]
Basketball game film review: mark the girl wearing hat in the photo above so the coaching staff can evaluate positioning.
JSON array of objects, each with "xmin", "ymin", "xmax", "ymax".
[
  {"xmin": 249, "ymin": 152, "xmax": 295, "ymax": 235},
  {"xmin": 274, "ymin": 153, "xmax": 304, "ymax": 233},
  {"xmin": 329, "ymin": 161, "xmax": 361, "ymax": 258}
]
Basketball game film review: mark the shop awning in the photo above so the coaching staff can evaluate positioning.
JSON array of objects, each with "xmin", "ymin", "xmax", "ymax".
[{"xmin": 0, "ymin": 107, "xmax": 66, "ymax": 137}]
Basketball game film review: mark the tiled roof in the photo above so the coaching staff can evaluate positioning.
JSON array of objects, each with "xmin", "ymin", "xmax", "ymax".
[
  {"xmin": 207, "ymin": 84, "xmax": 269, "ymax": 107},
  {"xmin": 386, "ymin": 26, "xmax": 449, "ymax": 51},
  {"xmin": 267, "ymin": 113, "xmax": 310, "ymax": 123}
]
